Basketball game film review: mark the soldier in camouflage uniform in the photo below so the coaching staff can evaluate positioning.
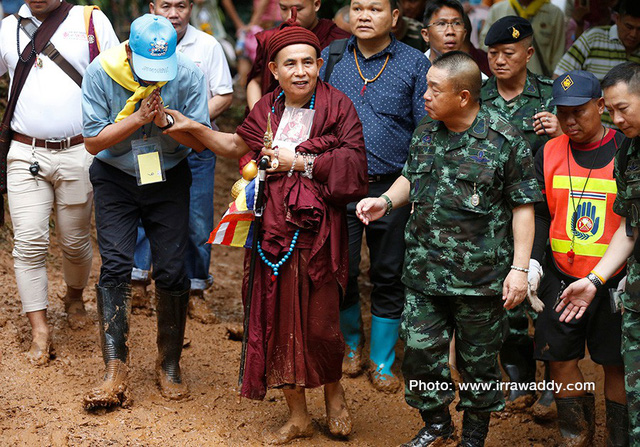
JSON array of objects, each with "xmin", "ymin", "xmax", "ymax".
[
  {"xmin": 558, "ymin": 61, "xmax": 640, "ymax": 446},
  {"xmin": 357, "ymin": 51, "xmax": 541, "ymax": 447},
  {"xmin": 481, "ymin": 16, "xmax": 562, "ymax": 412}
]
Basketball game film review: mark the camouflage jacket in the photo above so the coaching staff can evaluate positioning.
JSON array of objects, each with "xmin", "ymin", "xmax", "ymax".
[
  {"xmin": 401, "ymin": 105, "xmax": 542, "ymax": 296},
  {"xmin": 613, "ymin": 136, "xmax": 640, "ymax": 312},
  {"xmin": 481, "ymin": 70, "xmax": 555, "ymax": 156}
]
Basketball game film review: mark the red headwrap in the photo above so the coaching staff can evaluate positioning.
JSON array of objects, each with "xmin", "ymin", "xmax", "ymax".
[{"xmin": 267, "ymin": 8, "xmax": 322, "ymax": 62}]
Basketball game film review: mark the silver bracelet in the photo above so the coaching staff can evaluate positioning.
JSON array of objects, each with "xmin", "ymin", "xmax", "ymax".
[
  {"xmin": 510, "ymin": 265, "xmax": 529, "ymax": 273},
  {"xmin": 288, "ymin": 152, "xmax": 299, "ymax": 177},
  {"xmin": 302, "ymin": 153, "xmax": 316, "ymax": 179}
]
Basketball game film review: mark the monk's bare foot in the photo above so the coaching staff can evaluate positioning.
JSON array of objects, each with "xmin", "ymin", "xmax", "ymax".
[
  {"xmin": 63, "ymin": 288, "xmax": 91, "ymax": 330},
  {"xmin": 262, "ymin": 417, "xmax": 314, "ymax": 445},
  {"xmin": 324, "ymin": 382, "xmax": 353, "ymax": 437},
  {"xmin": 26, "ymin": 330, "xmax": 55, "ymax": 366}
]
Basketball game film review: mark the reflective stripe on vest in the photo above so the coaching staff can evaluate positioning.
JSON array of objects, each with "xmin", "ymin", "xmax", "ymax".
[{"xmin": 544, "ymin": 133, "xmax": 620, "ymax": 277}]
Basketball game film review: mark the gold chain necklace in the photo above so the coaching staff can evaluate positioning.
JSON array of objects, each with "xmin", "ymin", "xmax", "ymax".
[{"xmin": 354, "ymin": 47, "xmax": 390, "ymax": 96}]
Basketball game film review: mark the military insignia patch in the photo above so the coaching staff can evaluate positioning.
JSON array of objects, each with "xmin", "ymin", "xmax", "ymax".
[
  {"xmin": 470, "ymin": 150, "xmax": 490, "ymax": 164},
  {"xmin": 421, "ymin": 135, "xmax": 433, "ymax": 144},
  {"xmin": 472, "ymin": 119, "xmax": 487, "ymax": 135},
  {"xmin": 526, "ymin": 83, "xmax": 536, "ymax": 93},
  {"xmin": 561, "ymin": 75, "xmax": 574, "ymax": 91},
  {"xmin": 511, "ymin": 27, "xmax": 520, "ymax": 39},
  {"xmin": 627, "ymin": 160, "xmax": 640, "ymax": 173}
]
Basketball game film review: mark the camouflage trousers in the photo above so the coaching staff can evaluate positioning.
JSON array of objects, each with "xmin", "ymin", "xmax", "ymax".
[
  {"xmin": 622, "ymin": 308, "xmax": 640, "ymax": 444},
  {"xmin": 505, "ymin": 304, "xmax": 536, "ymax": 343},
  {"xmin": 401, "ymin": 288, "xmax": 508, "ymax": 413}
]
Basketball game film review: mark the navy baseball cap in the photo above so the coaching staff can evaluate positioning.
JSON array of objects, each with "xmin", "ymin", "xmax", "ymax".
[
  {"xmin": 550, "ymin": 70, "xmax": 602, "ymax": 107},
  {"xmin": 129, "ymin": 14, "xmax": 177, "ymax": 82}
]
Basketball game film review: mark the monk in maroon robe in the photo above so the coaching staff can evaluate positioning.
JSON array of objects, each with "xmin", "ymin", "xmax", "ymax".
[{"xmin": 164, "ymin": 20, "xmax": 367, "ymax": 445}]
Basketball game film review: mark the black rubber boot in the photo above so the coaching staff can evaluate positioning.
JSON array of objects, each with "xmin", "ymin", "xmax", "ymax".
[
  {"xmin": 156, "ymin": 287, "xmax": 190, "ymax": 400},
  {"xmin": 606, "ymin": 399, "xmax": 629, "ymax": 447},
  {"xmin": 460, "ymin": 411, "xmax": 490, "ymax": 447},
  {"xmin": 532, "ymin": 362, "xmax": 556, "ymax": 421},
  {"xmin": 400, "ymin": 408, "xmax": 453, "ymax": 447},
  {"xmin": 84, "ymin": 284, "xmax": 132, "ymax": 410},
  {"xmin": 555, "ymin": 394, "xmax": 595, "ymax": 447},
  {"xmin": 501, "ymin": 337, "xmax": 536, "ymax": 404}
]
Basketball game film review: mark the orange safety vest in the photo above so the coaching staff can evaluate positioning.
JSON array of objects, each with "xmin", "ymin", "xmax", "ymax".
[{"xmin": 544, "ymin": 133, "xmax": 622, "ymax": 278}]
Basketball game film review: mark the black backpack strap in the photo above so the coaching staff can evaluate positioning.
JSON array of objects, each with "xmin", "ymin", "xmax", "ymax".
[
  {"xmin": 323, "ymin": 38, "xmax": 348, "ymax": 83},
  {"xmin": 18, "ymin": 16, "xmax": 83, "ymax": 87}
]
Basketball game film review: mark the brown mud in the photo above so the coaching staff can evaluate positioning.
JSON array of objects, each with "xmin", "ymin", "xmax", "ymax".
[{"xmin": 0, "ymin": 105, "xmax": 608, "ymax": 446}]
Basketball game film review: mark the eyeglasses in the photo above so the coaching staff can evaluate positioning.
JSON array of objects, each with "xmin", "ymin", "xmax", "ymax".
[{"xmin": 426, "ymin": 20, "xmax": 465, "ymax": 32}]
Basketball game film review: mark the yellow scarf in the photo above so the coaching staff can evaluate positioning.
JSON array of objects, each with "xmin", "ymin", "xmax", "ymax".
[
  {"xmin": 509, "ymin": 0, "xmax": 549, "ymax": 20},
  {"xmin": 99, "ymin": 42, "xmax": 167, "ymax": 123}
]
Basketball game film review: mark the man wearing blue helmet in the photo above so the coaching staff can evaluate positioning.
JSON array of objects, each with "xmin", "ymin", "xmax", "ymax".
[{"xmin": 80, "ymin": 13, "xmax": 210, "ymax": 410}]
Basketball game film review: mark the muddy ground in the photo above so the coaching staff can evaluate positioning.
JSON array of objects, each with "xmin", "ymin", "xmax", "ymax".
[{"xmin": 0, "ymin": 104, "xmax": 609, "ymax": 446}]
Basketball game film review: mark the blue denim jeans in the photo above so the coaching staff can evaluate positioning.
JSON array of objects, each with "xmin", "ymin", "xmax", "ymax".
[{"xmin": 132, "ymin": 150, "xmax": 216, "ymax": 291}]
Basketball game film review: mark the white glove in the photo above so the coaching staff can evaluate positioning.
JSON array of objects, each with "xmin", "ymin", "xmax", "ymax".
[
  {"xmin": 618, "ymin": 275, "xmax": 627, "ymax": 293},
  {"xmin": 527, "ymin": 258, "xmax": 545, "ymax": 312}
]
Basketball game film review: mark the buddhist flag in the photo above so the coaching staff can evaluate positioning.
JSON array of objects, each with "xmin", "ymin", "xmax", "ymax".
[{"xmin": 208, "ymin": 179, "xmax": 256, "ymax": 248}]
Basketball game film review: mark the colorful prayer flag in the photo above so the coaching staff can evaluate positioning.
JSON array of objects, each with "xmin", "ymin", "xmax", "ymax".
[{"xmin": 208, "ymin": 179, "xmax": 256, "ymax": 248}]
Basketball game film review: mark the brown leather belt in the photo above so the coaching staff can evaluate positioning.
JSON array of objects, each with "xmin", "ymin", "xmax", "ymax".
[{"xmin": 13, "ymin": 132, "xmax": 84, "ymax": 150}]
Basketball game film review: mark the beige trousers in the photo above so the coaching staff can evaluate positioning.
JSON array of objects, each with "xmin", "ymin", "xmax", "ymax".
[{"xmin": 7, "ymin": 140, "xmax": 93, "ymax": 313}]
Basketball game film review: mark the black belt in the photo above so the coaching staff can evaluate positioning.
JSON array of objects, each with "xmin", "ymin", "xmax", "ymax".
[
  {"xmin": 368, "ymin": 172, "xmax": 401, "ymax": 183},
  {"xmin": 13, "ymin": 132, "xmax": 84, "ymax": 150}
]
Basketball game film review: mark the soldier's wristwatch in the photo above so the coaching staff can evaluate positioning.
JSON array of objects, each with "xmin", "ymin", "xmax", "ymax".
[
  {"xmin": 381, "ymin": 194, "xmax": 393, "ymax": 216},
  {"xmin": 158, "ymin": 113, "xmax": 174, "ymax": 131},
  {"xmin": 586, "ymin": 272, "xmax": 604, "ymax": 288}
]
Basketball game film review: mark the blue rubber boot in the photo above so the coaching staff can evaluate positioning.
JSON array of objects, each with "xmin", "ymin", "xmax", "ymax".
[
  {"xmin": 368, "ymin": 315, "xmax": 401, "ymax": 393},
  {"xmin": 340, "ymin": 303, "xmax": 364, "ymax": 377}
]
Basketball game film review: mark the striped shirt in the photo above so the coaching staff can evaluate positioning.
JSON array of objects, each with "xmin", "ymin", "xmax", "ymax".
[{"xmin": 554, "ymin": 25, "xmax": 640, "ymax": 127}]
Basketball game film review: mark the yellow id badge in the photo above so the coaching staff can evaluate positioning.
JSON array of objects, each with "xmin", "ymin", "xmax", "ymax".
[{"xmin": 131, "ymin": 137, "xmax": 166, "ymax": 186}]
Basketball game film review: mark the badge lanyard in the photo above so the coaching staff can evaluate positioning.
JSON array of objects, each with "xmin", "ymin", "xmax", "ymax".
[
  {"xmin": 566, "ymin": 127, "xmax": 606, "ymax": 264},
  {"xmin": 131, "ymin": 124, "xmax": 165, "ymax": 186}
]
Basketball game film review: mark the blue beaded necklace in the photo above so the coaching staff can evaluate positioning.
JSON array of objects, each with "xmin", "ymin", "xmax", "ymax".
[
  {"xmin": 271, "ymin": 90, "xmax": 315, "ymax": 113},
  {"xmin": 260, "ymin": 89, "xmax": 315, "ymax": 281},
  {"xmin": 257, "ymin": 230, "xmax": 300, "ymax": 281}
]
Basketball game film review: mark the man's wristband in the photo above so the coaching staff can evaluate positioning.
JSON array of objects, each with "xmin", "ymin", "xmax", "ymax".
[
  {"xmin": 158, "ymin": 113, "xmax": 174, "ymax": 131},
  {"xmin": 510, "ymin": 265, "xmax": 529, "ymax": 273},
  {"xmin": 587, "ymin": 271, "xmax": 604, "ymax": 288},
  {"xmin": 381, "ymin": 194, "xmax": 393, "ymax": 216}
]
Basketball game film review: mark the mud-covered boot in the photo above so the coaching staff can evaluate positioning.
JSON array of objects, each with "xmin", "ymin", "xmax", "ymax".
[
  {"xmin": 401, "ymin": 408, "xmax": 453, "ymax": 447},
  {"xmin": 532, "ymin": 363, "xmax": 556, "ymax": 421},
  {"xmin": 368, "ymin": 315, "xmax": 401, "ymax": 393},
  {"xmin": 555, "ymin": 394, "xmax": 595, "ymax": 447},
  {"xmin": 606, "ymin": 399, "xmax": 628, "ymax": 447},
  {"xmin": 460, "ymin": 411, "xmax": 491, "ymax": 447},
  {"xmin": 340, "ymin": 303, "xmax": 364, "ymax": 377},
  {"xmin": 501, "ymin": 338, "xmax": 536, "ymax": 407},
  {"xmin": 83, "ymin": 284, "xmax": 132, "ymax": 410},
  {"xmin": 156, "ymin": 287, "xmax": 190, "ymax": 400}
]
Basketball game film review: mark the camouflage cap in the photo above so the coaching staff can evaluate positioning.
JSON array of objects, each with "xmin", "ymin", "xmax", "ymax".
[{"xmin": 484, "ymin": 16, "xmax": 533, "ymax": 47}]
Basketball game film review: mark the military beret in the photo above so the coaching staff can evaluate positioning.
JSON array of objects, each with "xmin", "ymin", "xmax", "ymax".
[{"xmin": 484, "ymin": 16, "xmax": 533, "ymax": 47}]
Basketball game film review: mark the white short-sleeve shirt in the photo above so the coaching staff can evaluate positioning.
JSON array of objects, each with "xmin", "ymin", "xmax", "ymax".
[
  {"xmin": 0, "ymin": 5, "xmax": 119, "ymax": 139},
  {"xmin": 176, "ymin": 25, "xmax": 233, "ymax": 102}
]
